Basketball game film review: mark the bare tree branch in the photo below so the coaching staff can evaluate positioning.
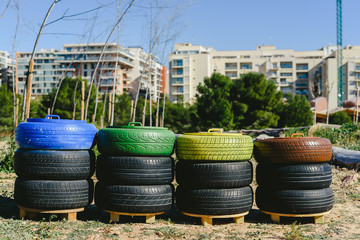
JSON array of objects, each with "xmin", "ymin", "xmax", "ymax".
[
  {"xmin": 72, "ymin": 79, "xmax": 79, "ymax": 119},
  {"xmin": 12, "ymin": 0, "xmax": 20, "ymax": 133},
  {"xmin": 84, "ymin": 0, "xmax": 135, "ymax": 121},
  {"xmin": 44, "ymin": 5, "xmax": 103, "ymax": 27},
  {"xmin": 0, "ymin": 0, "xmax": 11, "ymax": 19},
  {"xmin": 21, "ymin": 0, "xmax": 61, "ymax": 121}
]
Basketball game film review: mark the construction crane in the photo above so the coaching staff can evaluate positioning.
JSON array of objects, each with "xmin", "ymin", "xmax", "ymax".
[{"xmin": 337, "ymin": 0, "xmax": 343, "ymax": 107}]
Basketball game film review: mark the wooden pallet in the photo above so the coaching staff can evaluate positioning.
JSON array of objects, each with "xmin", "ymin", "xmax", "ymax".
[
  {"xmin": 18, "ymin": 206, "xmax": 84, "ymax": 221},
  {"xmin": 261, "ymin": 210, "xmax": 331, "ymax": 224},
  {"xmin": 105, "ymin": 211, "xmax": 165, "ymax": 224},
  {"xmin": 181, "ymin": 211, "xmax": 249, "ymax": 226}
]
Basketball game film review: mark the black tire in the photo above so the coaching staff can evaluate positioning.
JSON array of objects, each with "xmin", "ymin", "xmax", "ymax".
[
  {"xmin": 256, "ymin": 187, "xmax": 334, "ymax": 214},
  {"xmin": 176, "ymin": 161, "xmax": 252, "ymax": 188},
  {"xmin": 14, "ymin": 149, "xmax": 95, "ymax": 180},
  {"xmin": 14, "ymin": 178, "xmax": 93, "ymax": 210},
  {"xmin": 95, "ymin": 182, "xmax": 173, "ymax": 213},
  {"xmin": 176, "ymin": 185, "xmax": 253, "ymax": 215},
  {"xmin": 256, "ymin": 163, "xmax": 332, "ymax": 190},
  {"xmin": 96, "ymin": 156, "xmax": 173, "ymax": 185}
]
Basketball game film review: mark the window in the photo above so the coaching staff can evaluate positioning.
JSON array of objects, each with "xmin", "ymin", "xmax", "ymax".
[
  {"xmin": 172, "ymin": 78, "xmax": 183, "ymax": 84},
  {"xmin": 176, "ymin": 69, "xmax": 183, "ymax": 75},
  {"xmin": 177, "ymin": 86, "xmax": 184, "ymax": 93},
  {"xmin": 173, "ymin": 59, "xmax": 183, "ymax": 66},
  {"xmin": 240, "ymin": 63, "xmax": 252, "ymax": 69},
  {"xmin": 280, "ymin": 72, "xmax": 292, "ymax": 76},
  {"xmin": 297, "ymin": 73, "xmax": 308, "ymax": 79},
  {"xmin": 225, "ymin": 63, "xmax": 237, "ymax": 70},
  {"xmin": 296, "ymin": 64, "xmax": 308, "ymax": 70},
  {"xmin": 84, "ymin": 71, "xmax": 87, "ymax": 77},
  {"xmin": 280, "ymin": 62, "xmax": 292, "ymax": 68},
  {"xmin": 280, "ymin": 78, "xmax": 286, "ymax": 84}
]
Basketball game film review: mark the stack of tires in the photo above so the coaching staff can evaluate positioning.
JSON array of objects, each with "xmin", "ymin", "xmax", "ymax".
[
  {"xmin": 254, "ymin": 133, "xmax": 334, "ymax": 216},
  {"xmin": 95, "ymin": 122, "xmax": 176, "ymax": 216},
  {"xmin": 14, "ymin": 115, "xmax": 96, "ymax": 211},
  {"xmin": 176, "ymin": 129, "xmax": 254, "ymax": 217}
]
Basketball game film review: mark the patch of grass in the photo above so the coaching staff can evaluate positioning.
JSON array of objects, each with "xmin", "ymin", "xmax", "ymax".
[
  {"xmin": 197, "ymin": 233, "xmax": 213, "ymax": 240},
  {"xmin": 282, "ymin": 221, "xmax": 305, "ymax": 240},
  {"xmin": 348, "ymin": 192, "xmax": 360, "ymax": 201}
]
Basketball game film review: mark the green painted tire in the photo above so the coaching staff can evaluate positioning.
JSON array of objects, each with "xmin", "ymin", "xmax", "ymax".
[
  {"xmin": 97, "ymin": 122, "xmax": 175, "ymax": 156},
  {"xmin": 176, "ymin": 129, "xmax": 253, "ymax": 161}
]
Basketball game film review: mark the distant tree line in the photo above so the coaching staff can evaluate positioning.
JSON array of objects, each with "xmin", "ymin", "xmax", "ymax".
[{"xmin": 0, "ymin": 73, "xmax": 317, "ymax": 133}]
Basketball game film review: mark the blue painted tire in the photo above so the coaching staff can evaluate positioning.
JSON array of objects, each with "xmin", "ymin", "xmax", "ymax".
[{"xmin": 16, "ymin": 115, "xmax": 97, "ymax": 150}]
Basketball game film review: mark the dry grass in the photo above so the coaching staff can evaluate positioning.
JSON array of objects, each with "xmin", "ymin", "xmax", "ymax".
[{"xmin": 0, "ymin": 162, "xmax": 359, "ymax": 240}]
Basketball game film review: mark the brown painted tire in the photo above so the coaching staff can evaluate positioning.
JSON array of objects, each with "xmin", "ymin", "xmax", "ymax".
[{"xmin": 254, "ymin": 136, "xmax": 332, "ymax": 164}]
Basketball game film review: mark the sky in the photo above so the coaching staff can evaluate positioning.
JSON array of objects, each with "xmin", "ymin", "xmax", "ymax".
[{"xmin": 1, "ymin": 0, "xmax": 360, "ymax": 64}]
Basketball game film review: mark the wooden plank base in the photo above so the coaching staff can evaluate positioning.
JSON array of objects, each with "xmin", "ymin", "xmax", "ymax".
[
  {"xmin": 105, "ymin": 211, "xmax": 165, "ymax": 224},
  {"xmin": 18, "ymin": 206, "xmax": 84, "ymax": 221},
  {"xmin": 261, "ymin": 210, "xmax": 331, "ymax": 224},
  {"xmin": 181, "ymin": 211, "xmax": 249, "ymax": 226}
]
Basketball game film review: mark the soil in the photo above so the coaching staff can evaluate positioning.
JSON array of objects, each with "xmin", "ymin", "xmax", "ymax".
[{"xmin": 0, "ymin": 160, "xmax": 359, "ymax": 239}]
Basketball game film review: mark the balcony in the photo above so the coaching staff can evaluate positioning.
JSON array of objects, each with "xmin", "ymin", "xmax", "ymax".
[
  {"xmin": 225, "ymin": 63, "xmax": 237, "ymax": 70},
  {"xmin": 296, "ymin": 64, "xmax": 309, "ymax": 70},
  {"xmin": 355, "ymin": 66, "xmax": 360, "ymax": 72},
  {"xmin": 297, "ymin": 73, "xmax": 308, "ymax": 79},
  {"xmin": 172, "ymin": 78, "xmax": 184, "ymax": 85},
  {"xmin": 172, "ymin": 60, "xmax": 183, "ymax": 67},
  {"xmin": 240, "ymin": 64, "xmax": 252, "ymax": 70},
  {"xmin": 280, "ymin": 62, "xmax": 292, "ymax": 69}
]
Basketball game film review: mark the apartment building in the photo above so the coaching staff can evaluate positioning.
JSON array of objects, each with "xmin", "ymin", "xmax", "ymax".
[
  {"xmin": 168, "ymin": 43, "xmax": 360, "ymax": 111},
  {"xmin": 128, "ymin": 46, "xmax": 164, "ymax": 99},
  {"xmin": 0, "ymin": 51, "xmax": 15, "ymax": 88},
  {"xmin": 16, "ymin": 43, "xmax": 165, "ymax": 99}
]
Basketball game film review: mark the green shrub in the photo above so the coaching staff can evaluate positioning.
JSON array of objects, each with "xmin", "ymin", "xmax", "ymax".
[
  {"xmin": 329, "ymin": 111, "xmax": 352, "ymax": 125},
  {"xmin": 0, "ymin": 136, "xmax": 16, "ymax": 172},
  {"xmin": 313, "ymin": 123, "xmax": 360, "ymax": 150}
]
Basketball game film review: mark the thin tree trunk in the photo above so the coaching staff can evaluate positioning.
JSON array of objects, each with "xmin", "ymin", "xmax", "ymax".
[
  {"xmin": 72, "ymin": 79, "xmax": 79, "ymax": 120},
  {"xmin": 12, "ymin": 0, "xmax": 20, "ymax": 132},
  {"xmin": 101, "ymin": 90, "xmax": 108, "ymax": 128},
  {"xmin": 51, "ymin": 77, "xmax": 65, "ymax": 114},
  {"xmin": 142, "ymin": 87, "xmax": 148, "ymax": 125},
  {"xmin": 132, "ymin": 79, "xmax": 141, "ymax": 122},
  {"xmin": 111, "ymin": 1, "xmax": 121, "ymax": 126},
  {"xmin": 81, "ymin": 81, "xmax": 85, "ymax": 120},
  {"xmin": 155, "ymin": 94, "xmax": 160, "ymax": 127},
  {"xmin": 21, "ymin": 0, "xmax": 60, "ymax": 121},
  {"xmin": 326, "ymin": 90, "xmax": 330, "ymax": 124},
  {"xmin": 148, "ymin": 59, "xmax": 152, "ymax": 126},
  {"xmin": 84, "ymin": 0, "xmax": 135, "ymax": 121},
  {"xmin": 161, "ymin": 94, "xmax": 166, "ymax": 127},
  {"xmin": 93, "ymin": 78, "xmax": 101, "ymax": 123},
  {"xmin": 313, "ymin": 99, "xmax": 317, "ymax": 126},
  {"xmin": 356, "ymin": 82, "xmax": 359, "ymax": 124},
  {"xmin": 108, "ymin": 92, "xmax": 112, "ymax": 125},
  {"xmin": 0, "ymin": 0, "xmax": 11, "ymax": 19}
]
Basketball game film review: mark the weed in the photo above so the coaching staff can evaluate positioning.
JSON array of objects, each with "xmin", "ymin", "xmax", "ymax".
[
  {"xmin": 122, "ymin": 224, "xmax": 134, "ymax": 233},
  {"xmin": 152, "ymin": 226, "xmax": 185, "ymax": 239},
  {"xmin": 348, "ymin": 192, "xmax": 360, "ymax": 201},
  {"xmin": 36, "ymin": 215, "xmax": 58, "ymax": 239},
  {"xmin": 284, "ymin": 127, "xmax": 309, "ymax": 137},
  {"xmin": 0, "ymin": 136, "xmax": 16, "ymax": 172},
  {"xmin": 282, "ymin": 221, "xmax": 305, "ymax": 240},
  {"xmin": 197, "ymin": 233, "xmax": 213, "ymax": 240}
]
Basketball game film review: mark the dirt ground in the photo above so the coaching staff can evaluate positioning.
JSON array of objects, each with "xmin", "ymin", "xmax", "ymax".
[{"xmin": 0, "ymin": 161, "xmax": 359, "ymax": 240}]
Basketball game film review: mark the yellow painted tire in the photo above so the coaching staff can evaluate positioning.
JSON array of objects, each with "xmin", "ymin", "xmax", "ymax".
[{"xmin": 176, "ymin": 129, "xmax": 253, "ymax": 161}]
